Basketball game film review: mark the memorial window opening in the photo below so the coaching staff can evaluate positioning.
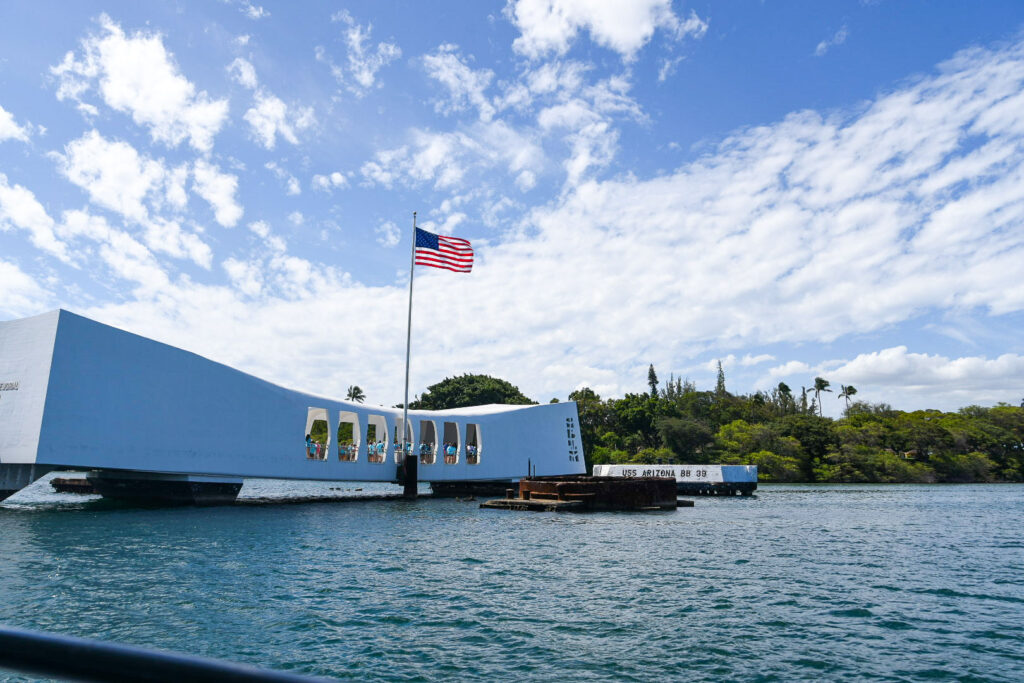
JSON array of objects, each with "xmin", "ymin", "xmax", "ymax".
[
  {"xmin": 418, "ymin": 420, "xmax": 437, "ymax": 465},
  {"xmin": 393, "ymin": 419, "xmax": 413, "ymax": 463},
  {"xmin": 337, "ymin": 411, "xmax": 360, "ymax": 461},
  {"xmin": 442, "ymin": 422, "xmax": 460, "ymax": 465},
  {"xmin": 366, "ymin": 415, "xmax": 388, "ymax": 463},
  {"xmin": 466, "ymin": 424, "xmax": 481, "ymax": 465},
  {"xmin": 305, "ymin": 407, "xmax": 330, "ymax": 460}
]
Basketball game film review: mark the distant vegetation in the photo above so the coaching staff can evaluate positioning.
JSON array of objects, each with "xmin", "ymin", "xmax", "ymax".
[
  {"xmin": 408, "ymin": 374, "xmax": 537, "ymax": 410},
  {"xmin": 340, "ymin": 369, "xmax": 1023, "ymax": 484},
  {"xmin": 572, "ymin": 363, "xmax": 1024, "ymax": 484}
]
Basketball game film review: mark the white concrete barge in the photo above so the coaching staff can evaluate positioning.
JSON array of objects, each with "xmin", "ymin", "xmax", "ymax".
[{"xmin": 592, "ymin": 464, "xmax": 757, "ymax": 496}]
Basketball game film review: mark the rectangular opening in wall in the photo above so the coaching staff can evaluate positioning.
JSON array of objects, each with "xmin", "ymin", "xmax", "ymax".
[
  {"xmin": 393, "ymin": 419, "xmax": 413, "ymax": 462},
  {"xmin": 418, "ymin": 420, "xmax": 437, "ymax": 465},
  {"xmin": 366, "ymin": 414, "xmax": 388, "ymax": 463},
  {"xmin": 466, "ymin": 423, "xmax": 481, "ymax": 465},
  {"xmin": 442, "ymin": 421, "xmax": 460, "ymax": 465},
  {"xmin": 305, "ymin": 407, "xmax": 329, "ymax": 461},
  {"xmin": 337, "ymin": 411, "xmax": 360, "ymax": 461}
]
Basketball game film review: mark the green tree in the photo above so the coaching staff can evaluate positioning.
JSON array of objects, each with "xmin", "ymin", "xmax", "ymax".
[
  {"xmin": 648, "ymin": 364, "xmax": 659, "ymax": 399},
  {"xmin": 715, "ymin": 360, "xmax": 727, "ymax": 397},
  {"xmin": 611, "ymin": 393, "xmax": 665, "ymax": 450},
  {"xmin": 812, "ymin": 377, "xmax": 832, "ymax": 417},
  {"xmin": 747, "ymin": 450, "xmax": 803, "ymax": 482},
  {"xmin": 775, "ymin": 382, "xmax": 794, "ymax": 414},
  {"xmin": 838, "ymin": 384, "xmax": 857, "ymax": 412},
  {"xmin": 569, "ymin": 387, "xmax": 610, "ymax": 468},
  {"xmin": 409, "ymin": 374, "xmax": 536, "ymax": 410},
  {"xmin": 774, "ymin": 413, "xmax": 839, "ymax": 480},
  {"xmin": 657, "ymin": 417, "xmax": 713, "ymax": 461},
  {"xmin": 345, "ymin": 385, "xmax": 365, "ymax": 403}
]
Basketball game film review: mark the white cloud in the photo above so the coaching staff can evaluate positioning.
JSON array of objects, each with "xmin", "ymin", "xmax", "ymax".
[
  {"xmin": 243, "ymin": 90, "xmax": 315, "ymax": 149},
  {"xmin": 365, "ymin": 49, "xmax": 643, "ymax": 192},
  {"xmin": 506, "ymin": 0, "xmax": 707, "ymax": 61},
  {"xmin": 223, "ymin": 256, "xmax": 264, "ymax": 296},
  {"xmin": 241, "ymin": 2, "xmax": 268, "ymax": 20},
  {"xmin": 51, "ymin": 131, "xmax": 212, "ymax": 267},
  {"xmin": 741, "ymin": 354, "xmax": 775, "ymax": 367},
  {"xmin": 143, "ymin": 217, "xmax": 213, "ymax": 268},
  {"xmin": 0, "ymin": 259, "xmax": 50, "ymax": 316},
  {"xmin": 535, "ymin": 72, "xmax": 642, "ymax": 185},
  {"xmin": 248, "ymin": 220, "xmax": 270, "ymax": 238},
  {"xmin": 317, "ymin": 11, "xmax": 401, "ymax": 96},
  {"xmin": 192, "ymin": 159, "xmax": 243, "ymax": 227},
  {"xmin": 228, "ymin": 57, "xmax": 259, "ymax": 89},
  {"xmin": 53, "ymin": 130, "xmax": 164, "ymax": 223},
  {"xmin": 0, "ymin": 104, "xmax": 32, "ymax": 143},
  {"xmin": 0, "ymin": 175, "xmax": 70, "ymax": 262},
  {"xmin": 831, "ymin": 346, "xmax": 1024, "ymax": 391},
  {"xmin": 165, "ymin": 164, "xmax": 189, "ymax": 210},
  {"xmin": 768, "ymin": 361, "xmax": 813, "ymax": 378},
  {"xmin": 265, "ymin": 162, "xmax": 301, "ymax": 196},
  {"xmin": 51, "ymin": 15, "xmax": 228, "ymax": 152},
  {"xmin": 229, "ymin": 57, "xmax": 315, "ymax": 149},
  {"xmin": 287, "ymin": 211, "xmax": 304, "ymax": 226},
  {"xmin": 312, "ymin": 171, "xmax": 349, "ymax": 192},
  {"xmin": 658, "ymin": 56, "xmax": 683, "ymax": 82},
  {"xmin": 815, "ymin": 25, "xmax": 848, "ymax": 57},
  {"xmin": 29, "ymin": 31, "xmax": 1024, "ymax": 411},
  {"xmin": 767, "ymin": 346, "xmax": 1024, "ymax": 412},
  {"xmin": 423, "ymin": 44, "xmax": 496, "ymax": 121},
  {"xmin": 361, "ymin": 121, "xmax": 545, "ymax": 191},
  {"xmin": 58, "ymin": 209, "xmax": 174, "ymax": 292},
  {"xmin": 375, "ymin": 221, "xmax": 401, "ymax": 247}
]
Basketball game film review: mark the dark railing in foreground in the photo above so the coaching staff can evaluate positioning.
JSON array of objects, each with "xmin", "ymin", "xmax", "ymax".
[{"xmin": 0, "ymin": 625, "xmax": 332, "ymax": 682}]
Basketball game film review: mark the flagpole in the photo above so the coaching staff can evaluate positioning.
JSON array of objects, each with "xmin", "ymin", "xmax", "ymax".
[{"xmin": 401, "ymin": 211, "xmax": 417, "ymax": 499}]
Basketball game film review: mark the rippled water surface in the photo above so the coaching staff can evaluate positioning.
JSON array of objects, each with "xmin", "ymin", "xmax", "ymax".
[{"xmin": 1, "ymin": 479, "xmax": 1022, "ymax": 681}]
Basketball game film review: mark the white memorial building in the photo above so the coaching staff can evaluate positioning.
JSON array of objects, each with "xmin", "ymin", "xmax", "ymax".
[{"xmin": 0, "ymin": 310, "xmax": 585, "ymax": 504}]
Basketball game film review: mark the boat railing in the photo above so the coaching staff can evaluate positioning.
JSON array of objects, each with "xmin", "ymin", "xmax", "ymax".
[{"xmin": 0, "ymin": 624, "xmax": 331, "ymax": 683}]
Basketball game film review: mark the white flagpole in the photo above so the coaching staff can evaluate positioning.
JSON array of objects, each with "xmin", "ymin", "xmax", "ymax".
[{"xmin": 401, "ymin": 211, "xmax": 417, "ymax": 497}]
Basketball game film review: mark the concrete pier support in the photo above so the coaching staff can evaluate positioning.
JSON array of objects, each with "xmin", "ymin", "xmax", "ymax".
[
  {"xmin": 0, "ymin": 464, "xmax": 55, "ymax": 501},
  {"xmin": 86, "ymin": 470, "xmax": 243, "ymax": 506}
]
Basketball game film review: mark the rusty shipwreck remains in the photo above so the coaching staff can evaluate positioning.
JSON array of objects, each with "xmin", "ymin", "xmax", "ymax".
[{"xmin": 480, "ymin": 475, "xmax": 690, "ymax": 512}]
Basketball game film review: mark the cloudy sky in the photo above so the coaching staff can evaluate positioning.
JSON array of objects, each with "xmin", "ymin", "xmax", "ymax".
[{"xmin": 2, "ymin": 1, "xmax": 1024, "ymax": 416}]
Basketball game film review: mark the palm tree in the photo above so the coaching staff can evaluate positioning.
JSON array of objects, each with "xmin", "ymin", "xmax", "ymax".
[
  {"xmin": 838, "ymin": 384, "xmax": 857, "ymax": 412},
  {"xmin": 812, "ymin": 377, "xmax": 832, "ymax": 417},
  {"xmin": 776, "ymin": 382, "xmax": 793, "ymax": 414},
  {"xmin": 346, "ymin": 385, "xmax": 365, "ymax": 403}
]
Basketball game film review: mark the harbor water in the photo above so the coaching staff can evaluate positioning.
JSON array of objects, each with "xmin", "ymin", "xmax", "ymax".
[{"xmin": 1, "ymin": 478, "xmax": 1022, "ymax": 681}]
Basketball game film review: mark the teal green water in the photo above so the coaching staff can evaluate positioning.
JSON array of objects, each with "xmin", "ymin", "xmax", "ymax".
[{"xmin": 1, "ymin": 480, "xmax": 1022, "ymax": 681}]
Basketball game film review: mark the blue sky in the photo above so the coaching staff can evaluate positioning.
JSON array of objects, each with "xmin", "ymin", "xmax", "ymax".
[{"xmin": 2, "ymin": 0, "xmax": 1024, "ymax": 415}]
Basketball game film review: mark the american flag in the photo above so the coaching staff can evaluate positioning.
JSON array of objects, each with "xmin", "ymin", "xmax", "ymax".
[{"xmin": 414, "ymin": 227, "xmax": 473, "ymax": 273}]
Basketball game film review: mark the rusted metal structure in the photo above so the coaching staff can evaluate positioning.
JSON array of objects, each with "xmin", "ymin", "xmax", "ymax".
[
  {"xmin": 481, "ymin": 475, "xmax": 682, "ymax": 512},
  {"xmin": 49, "ymin": 477, "xmax": 96, "ymax": 494}
]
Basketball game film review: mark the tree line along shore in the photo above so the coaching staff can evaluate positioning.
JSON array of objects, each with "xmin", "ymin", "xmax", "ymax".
[{"xmin": 330, "ymin": 370, "xmax": 1024, "ymax": 484}]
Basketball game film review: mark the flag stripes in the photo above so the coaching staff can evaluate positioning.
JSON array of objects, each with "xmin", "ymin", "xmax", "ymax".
[{"xmin": 414, "ymin": 228, "xmax": 473, "ymax": 273}]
